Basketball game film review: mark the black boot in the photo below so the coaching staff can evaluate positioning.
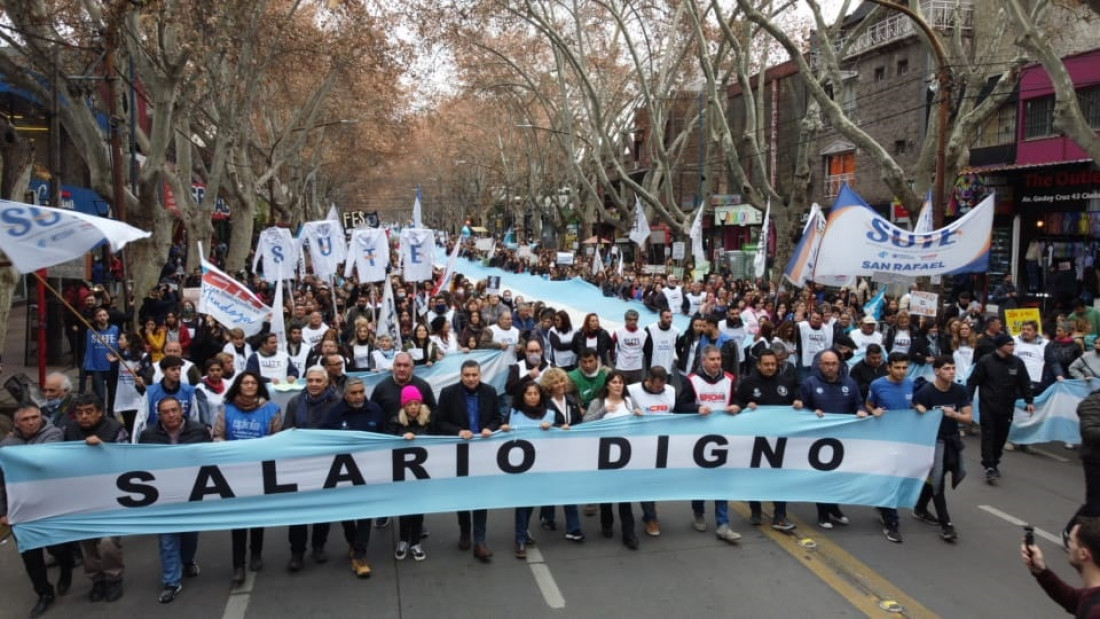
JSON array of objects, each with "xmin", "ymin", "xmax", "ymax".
[
  {"xmin": 57, "ymin": 568, "xmax": 72, "ymax": 596},
  {"xmin": 88, "ymin": 581, "xmax": 106, "ymax": 603},
  {"xmin": 30, "ymin": 593, "xmax": 55, "ymax": 618},
  {"xmin": 104, "ymin": 580, "xmax": 124, "ymax": 603}
]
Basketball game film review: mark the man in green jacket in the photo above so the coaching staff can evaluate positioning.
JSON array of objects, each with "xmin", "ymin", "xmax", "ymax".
[{"xmin": 567, "ymin": 348, "xmax": 609, "ymax": 409}]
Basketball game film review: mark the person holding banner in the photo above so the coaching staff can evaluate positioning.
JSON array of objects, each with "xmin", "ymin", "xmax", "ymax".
[
  {"xmin": 865, "ymin": 353, "xmax": 917, "ymax": 544},
  {"xmin": 213, "ymin": 372, "xmax": 284, "ymax": 586},
  {"xmin": 435, "ymin": 360, "xmax": 504, "ymax": 561},
  {"xmin": 538, "ymin": 368, "xmax": 586, "ymax": 539},
  {"xmin": 64, "ymin": 394, "xmax": 129, "ymax": 603},
  {"xmin": 912, "ymin": 356, "xmax": 972, "ymax": 543},
  {"xmin": 0, "ymin": 403, "xmax": 74, "ymax": 618},
  {"xmin": 967, "ymin": 334, "xmax": 1035, "ymax": 485},
  {"xmin": 583, "ymin": 371, "xmax": 643, "ymax": 550},
  {"xmin": 385, "ymin": 384, "xmax": 433, "ymax": 562},
  {"xmin": 321, "ymin": 378, "xmax": 387, "ymax": 576},
  {"xmin": 800, "ymin": 350, "xmax": 863, "ymax": 529},
  {"xmin": 139, "ymin": 397, "xmax": 212, "ymax": 604},
  {"xmin": 508, "ymin": 382, "xmax": 558, "ymax": 558}
]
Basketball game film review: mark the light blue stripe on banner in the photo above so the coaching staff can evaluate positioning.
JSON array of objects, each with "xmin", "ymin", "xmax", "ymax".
[
  {"xmin": 9, "ymin": 469, "xmax": 927, "ymax": 550},
  {"xmin": 453, "ymin": 258, "xmax": 693, "ymax": 331},
  {"xmin": 1009, "ymin": 417, "xmax": 1080, "ymax": 445},
  {"xmin": 0, "ymin": 409, "xmax": 941, "ymax": 482}
]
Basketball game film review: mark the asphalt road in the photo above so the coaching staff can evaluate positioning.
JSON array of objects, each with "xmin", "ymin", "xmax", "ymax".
[{"xmin": 0, "ymin": 437, "xmax": 1085, "ymax": 618}]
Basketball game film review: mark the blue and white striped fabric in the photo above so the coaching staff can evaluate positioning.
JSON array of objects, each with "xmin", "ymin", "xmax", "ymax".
[
  {"xmin": 1008, "ymin": 379, "xmax": 1095, "ymax": 445},
  {"xmin": 0, "ymin": 408, "xmax": 939, "ymax": 550}
]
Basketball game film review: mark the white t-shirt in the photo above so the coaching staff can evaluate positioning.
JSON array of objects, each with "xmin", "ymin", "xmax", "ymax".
[{"xmin": 627, "ymin": 383, "xmax": 676, "ymax": 415}]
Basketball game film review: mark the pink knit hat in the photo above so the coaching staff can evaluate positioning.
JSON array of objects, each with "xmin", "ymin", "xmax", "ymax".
[{"xmin": 400, "ymin": 385, "xmax": 423, "ymax": 407}]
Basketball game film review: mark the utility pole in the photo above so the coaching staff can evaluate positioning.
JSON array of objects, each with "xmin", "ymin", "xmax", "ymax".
[{"xmin": 104, "ymin": 6, "xmax": 131, "ymax": 312}]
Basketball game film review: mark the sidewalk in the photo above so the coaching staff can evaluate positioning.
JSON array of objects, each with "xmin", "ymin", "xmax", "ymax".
[{"xmin": 0, "ymin": 302, "xmax": 81, "ymax": 427}]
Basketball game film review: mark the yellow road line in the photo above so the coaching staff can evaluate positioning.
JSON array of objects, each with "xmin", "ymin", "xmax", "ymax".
[{"xmin": 730, "ymin": 503, "xmax": 940, "ymax": 618}]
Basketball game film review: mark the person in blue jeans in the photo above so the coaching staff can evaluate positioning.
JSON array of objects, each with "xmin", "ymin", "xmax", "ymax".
[
  {"xmin": 865, "ymin": 352, "xmax": 917, "ymax": 543},
  {"xmin": 139, "ymin": 396, "xmax": 211, "ymax": 604}
]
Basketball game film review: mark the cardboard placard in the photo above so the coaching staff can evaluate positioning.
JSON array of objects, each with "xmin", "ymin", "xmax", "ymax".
[
  {"xmin": 556, "ymin": 252, "xmax": 575, "ymax": 265},
  {"xmin": 671, "ymin": 242, "xmax": 686, "ymax": 260},
  {"xmin": 1004, "ymin": 308, "xmax": 1042, "ymax": 337},
  {"xmin": 485, "ymin": 275, "xmax": 501, "ymax": 296},
  {"xmin": 909, "ymin": 291, "xmax": 939, "ymax": 318}
]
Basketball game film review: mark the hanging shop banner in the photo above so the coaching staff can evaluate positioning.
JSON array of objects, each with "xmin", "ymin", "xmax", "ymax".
[
  {"xmin": 0, "ymin": 408, "xmax": 939, "ymax": 550},
  {"xmin": 813, "ymin": 185, "xmax": 993, "ymax": 278}
]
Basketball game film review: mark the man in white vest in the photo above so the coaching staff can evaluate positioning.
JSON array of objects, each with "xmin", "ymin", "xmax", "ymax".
[
  {"xmin": 485, "ymin": 312, "xmax": 521, "ymax": 363},
  {"xmin": 850, "ymin": 315, "xmax": 883, "ymax": 354},
  {"xmin": 627, "ymin": 366, "xmax": 677, "ymax": 538},
  {"xmin": 797, "ymin": 308, "xmax": 834, "ymax": 381},
  {"xmin": 684, "ymin": 281, "xmax": 705, "ymax": 316},
  {"xmin": 644, "ymin": 309, "xmax": 680, "ymax": 376},
  {"xmin": 1014, "ymin": 320, "xmax": 1047, "ymax": 393},
  {"xmin": 301, "ymin": 312, "xmax": 330, "ymax": 348},
  {"xmin": 613, "ymin": 310, "xmax": 648, "ymax": 384},
  {"xmin": 246, "ymin": 333, "xmax": 299, "ymax": 384},
  {"xmin": 675, "ymin": 346, "xmax": 742, "ymax": 545},
  {"xmin": 150, "ymin": 341, "xmax": 200, "ymax": 386},
  {"xmin": 663, "ymin": 276, "xmax": 685, "ymax": 315}
]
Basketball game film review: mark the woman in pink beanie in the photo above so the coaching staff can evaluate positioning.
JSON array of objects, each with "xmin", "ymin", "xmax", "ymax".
[{"xmin": 390, "ymin": 384, "xmax": 432, "ymax": 561}]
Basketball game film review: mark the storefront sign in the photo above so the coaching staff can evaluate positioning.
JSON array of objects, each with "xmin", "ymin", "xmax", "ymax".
[{"xmin": 1016, "ymin": 166, "xmax": 1100, "ymax": 210}]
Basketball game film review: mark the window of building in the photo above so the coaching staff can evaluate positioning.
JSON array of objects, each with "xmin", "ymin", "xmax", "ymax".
[
  {"xmin": 896, "ymin": 58, "xmax": 909, "ymax": 76},
  {"xmin": 1079, "ymin": 85, "xmax": 1100, "ymax": 130},
  {"xmin": 1024, "ymin": 96, "xmax": 1056, "ymax": 139},
  {"xmin": 894, "ymin": 139, "xmax": 907, "ymax": 155},
  {"xmin": 874, "ymin": 66, "xmax": 886, "ymax": 82},
  {"xmin": 974, "ymin": 103, "xmax": 1018, "ymax": 148},
  {"xmin": 824, "ymin": 152, "xmax": 856, "ymax": 198}
]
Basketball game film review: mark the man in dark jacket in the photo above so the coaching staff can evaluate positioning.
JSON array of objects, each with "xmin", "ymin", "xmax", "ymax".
[
  {"xmin": 850, "ymin": 344, "xmax": 888, "ymax": 400},
  {"xmin": 321, "ymin": 378, "xmax": 385, "ymax": 578},
  {"xmin": 370, "ymin": 352, "xmax": 437, "ymax": 420},
  {"xmin": 283, "ymin": 366, "xmax": 340, "ymax": 571},
  {"xmin": 1, "ymin": 403, "xmax": 72, "ymax": 618},
  {"xmin": 139, "ymin": 396, "xmax": 211, "ymax": 604},
  {"xmin": 435, "ymin": 359, "xmax": 504, "ymax": 562},
  {"xmin": 1077, "ymin": 390, "xmax": 1100, "ymax": 520},
  {"xmin": 65, "ymin": 394, "xmax": 128, "ymax": 603},
  {"xmin": 967, "ymin": 333, "xmax": 1035, "ymax": 484},
  {"xmin": 736, "ymin": 350, "xmax": 802, "ymax": 530}
]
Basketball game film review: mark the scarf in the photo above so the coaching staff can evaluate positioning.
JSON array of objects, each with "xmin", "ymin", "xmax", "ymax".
[
  {"xmin": 203, "ymin": 376, "xmax": 226, "ymax": 394},
  {"xmin": 232, "ymin": 394, "xmax": 264, "ymax": 411}
]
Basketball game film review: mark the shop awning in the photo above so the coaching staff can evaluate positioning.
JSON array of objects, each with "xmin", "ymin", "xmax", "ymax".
[{"xmin": 960, "ymin": 158, "xmax": 1094, "ymax": 174}]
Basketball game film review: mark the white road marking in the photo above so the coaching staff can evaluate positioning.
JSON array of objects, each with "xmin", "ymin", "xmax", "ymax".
[
  {"xmin": 1028, "ymin": 447, "xmax": 1071, "ymax": 463},
  {"xmin": 978, "ymin": 505, "xmax": 1063, "ymax": 545},
  {"xmin": 222, "ymin": 571, "xmax": 256, "ymax": 619},
  {"xmin": 526, "ymin": 546, "xmax": 566, "ymax": 608}
]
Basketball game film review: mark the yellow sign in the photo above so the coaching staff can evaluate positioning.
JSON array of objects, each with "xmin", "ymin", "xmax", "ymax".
[{"xmin": 1003, "ymin": 308, "xmax": 1041, "ymax": 337}]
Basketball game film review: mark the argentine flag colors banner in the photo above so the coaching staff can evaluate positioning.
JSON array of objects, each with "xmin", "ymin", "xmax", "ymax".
[
  {"xmin": 813, "ymin": 184, "xmax": 993, "ymax": 278},
  {"xmin": 0, "ymin": 409, "xmax": 940, "ymax": 550}
]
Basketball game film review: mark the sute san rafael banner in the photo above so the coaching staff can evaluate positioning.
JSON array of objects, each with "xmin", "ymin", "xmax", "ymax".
[
  {"xmin": 0, "ymin": 409, "xmax": 940, "ymax": 550},
  {"xmin": 813, "ymin": 184, "xmax": 993, "ymax": 278}
]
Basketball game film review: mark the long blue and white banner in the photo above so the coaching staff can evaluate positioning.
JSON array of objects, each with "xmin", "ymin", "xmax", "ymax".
[
  {"xmin": 0, "ymin": 409, "xmax": 940, "ymax": 549},
  {"xmin": 1008, "ymin": 380, "xmax": 1095, "ymax": 445}
]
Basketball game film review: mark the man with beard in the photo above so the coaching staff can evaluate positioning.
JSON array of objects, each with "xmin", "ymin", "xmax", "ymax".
[{"xmin": 736, "ymin": 350, "xmax": 802, "ymax": 530}]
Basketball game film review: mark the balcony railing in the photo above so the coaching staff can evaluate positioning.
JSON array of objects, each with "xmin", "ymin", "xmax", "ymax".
[
  {"xmin": 825, "ymin": 173, "xmax": 855, "ymax": 198},
  {"xmin": 835, "ymin": 1, "xmax": 973, "ymax": 59}
]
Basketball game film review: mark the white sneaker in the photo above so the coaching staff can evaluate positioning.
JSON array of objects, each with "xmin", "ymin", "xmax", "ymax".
[
  {"xmin": 410, "ymin": 544, "xmax": 426, "ymax": 561},
  {"xmin": 715, "ymin": 524, "xmax": 742, "ymax": 543},
  {"xmin": 692, "ymin": 513, "xmax": 707, "ymax": 532},
  {"xmin": 394, "ymin": 541, "xmax": 409, "ymax": 560},
  {"xmin": 1004, "ymin": 442, "xmax": 1015, "ymax": 451}
]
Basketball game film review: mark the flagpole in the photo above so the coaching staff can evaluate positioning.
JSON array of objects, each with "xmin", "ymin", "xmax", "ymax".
[{"xmin": 32, "ymin": 272, "xmax": 138, "ymax": 380}]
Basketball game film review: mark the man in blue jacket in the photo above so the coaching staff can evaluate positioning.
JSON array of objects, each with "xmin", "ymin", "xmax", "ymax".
[{"xmin": 800, "ymin": 350, "xmax": 864, "ymax": 529}]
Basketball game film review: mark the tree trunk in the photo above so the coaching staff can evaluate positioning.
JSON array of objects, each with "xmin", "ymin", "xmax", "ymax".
[
  {"xmin": 126, "ymin": 180, "xmax": 174, "ymax": 322},
  {"xmin": 183, "ymin": 213, "xmax": 214, "ymax": 272},
  {"xmin": 225, "ymin": 194, "xmax": 258, "ymax": 274},
  {"xmin": 0, "ymin": 117, "xmax": 34, "ymax": 344}
]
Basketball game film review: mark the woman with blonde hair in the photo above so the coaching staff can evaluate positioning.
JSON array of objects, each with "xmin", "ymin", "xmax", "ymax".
[{"xmin": 536, "ymin": 368, "xmax": 585, "ymax": 540}]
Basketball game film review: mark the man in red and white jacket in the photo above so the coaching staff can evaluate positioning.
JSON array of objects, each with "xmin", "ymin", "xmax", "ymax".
[{"xmin": 675, "ymin": 345, "xmax": 742, "ymax": 545}]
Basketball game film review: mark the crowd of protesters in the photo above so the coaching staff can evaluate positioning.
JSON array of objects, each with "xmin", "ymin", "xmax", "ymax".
[{"xmin": 3, "ymin": 232, "xmax": 1100, "ymax": 617}]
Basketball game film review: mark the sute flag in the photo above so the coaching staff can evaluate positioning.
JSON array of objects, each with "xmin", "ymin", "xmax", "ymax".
[
  {"xmin": 400, "ymin": 228, "xmax": 435, "ymax": 282},
  {"xmin": 345, "ymin": 228, "xmax": 390, "ymax": 282},
  {"xmin": 253, "ymin": 227, "xmax": 299, "ymax": 282},
  {"xmin": 0, "ymin": 201, "xmax": 150, "ymax": 274},
  {"xmin": 198, "ymin": 257, "xmax": 271, "ymax": 337},
  {"xmin": 376, "ymin": 275, "xmax": 403, "ymax": 350},
  {"xmin": 753, "ymin": 201, "xmax": 770, "ymax": 279},
  {"xmin": 629, "ymin": 196, "xmax": 651, "ymax": 247},
  {"xmin": 298, "ymin": 220, "xmax": 346, "ymax": 281}
]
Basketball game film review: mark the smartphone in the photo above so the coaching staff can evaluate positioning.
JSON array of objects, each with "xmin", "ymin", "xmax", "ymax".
[{"xmin": 1024, "ymin": 525, "xmax": 1035, "ymax": 557}]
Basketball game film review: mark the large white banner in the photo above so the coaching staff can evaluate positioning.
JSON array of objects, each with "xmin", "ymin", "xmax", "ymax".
[
  {"xmin": 400, "ymin": 228, "xmax": 435, "ymax": 282},
  {"xmin": 814, "ymin": 185, "xmax": 993, "ymax": 278},
  {"xmin": 252, "ymin": 227, "xmax": 299, "ymax": 282},
  {"xmin": 629, "ymin": 196, "xmax": 651, "ymax": 247},
  {"xmin": 344, "ymin": 228, "xmax": 390, "ymax": 282}
]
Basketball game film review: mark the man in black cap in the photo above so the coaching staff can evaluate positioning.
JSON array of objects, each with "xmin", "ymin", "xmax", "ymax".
[{"xmin": 967, "ymin": 333, "xmax": 1035, "ymax": 484}]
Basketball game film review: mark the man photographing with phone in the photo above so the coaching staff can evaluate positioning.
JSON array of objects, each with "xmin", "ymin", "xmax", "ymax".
[{"xmin": 1022, "ymin": 517, "xmax": 1100, "ymax": 617}]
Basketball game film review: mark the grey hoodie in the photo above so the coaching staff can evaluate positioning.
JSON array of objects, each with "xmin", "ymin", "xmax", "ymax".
[{"xmin": 0, "ymin": 417, "xmax": 64, "ymax": 516}]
